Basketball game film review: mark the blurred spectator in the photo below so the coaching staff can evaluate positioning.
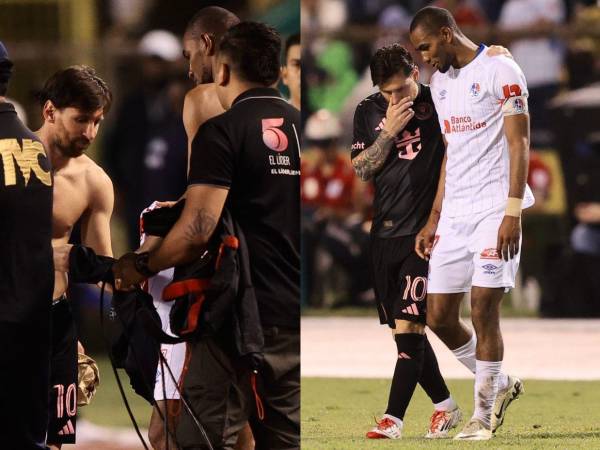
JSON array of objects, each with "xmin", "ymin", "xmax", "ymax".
[
  {"xmin": 527, "ymin": 151, "xmax": 553, "ymax": 207},
  {"xmin": 498, "ymin": 0, "xmax": 566, "ymax": 146},
  {"xmin": 104, "ymin": 30, "xmax": 189, "ymax": 249},
  {"xmin": 433, "ymin": 0, "xmax": 489, "ymax": 26},
  {"xmin": 301, "ymin": 0, "xmax": 347, "ymax": 33},
  {"xmin": 282, "ymin": 33, "xmax": 301, "ymax": 109},
  {"xmin": 541, "ymin": 198, "xmax": 600, "ymax": 317},
  {"xmin": 338, "ymin": 5, "xmax": 414, "ymax": 141},
  {"xmin": 108, "ymin": 0, "xmax": 155, "ymax": 36},
  {"xmin": 346, "ymin": 0, "xmax": 397, "ymax": 24},
  {"xmin": 307, "ymin": 41, "xmax": 358, "ymax": 113},
  {"xmin": 302, "ymin": 111, "xmax": 356, "ymax": 216},
  {"xmin": 302, "ymin": 110, "xmax": 373, "ymax": 307},
  {"xmin": 375, "ymin": 4, "xmax": 412, "ymax": 49},
  {"xmin": 478, "ymin": 0, "xmax": 506, "ymax": 23},
  {"xmin": 571, "ymin": 203, "xmax": 600, "ymax": 255}
]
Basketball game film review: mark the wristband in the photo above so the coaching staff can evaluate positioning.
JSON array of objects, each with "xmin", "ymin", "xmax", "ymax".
[
  {"xmin": 505, "ymin": 197, "xmax": 523, "ymax": 217},
  {"xmin": 134, "ymin": 252, "xmax": 158, "ymax": 278}
]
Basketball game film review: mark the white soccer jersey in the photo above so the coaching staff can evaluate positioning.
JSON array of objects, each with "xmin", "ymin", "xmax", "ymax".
[
  {"xmin": 140, "ymin": 202, "xmax": 186, "ymax": 400},
  {"xmin": 430, "ymin": 46, "xmax": 535, "ymax": 217}
]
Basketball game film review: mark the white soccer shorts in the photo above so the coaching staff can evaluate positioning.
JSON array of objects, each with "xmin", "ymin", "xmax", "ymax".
[{"xmin": 427, "ymin": 205, "xmax": 521, "ymax": 293}]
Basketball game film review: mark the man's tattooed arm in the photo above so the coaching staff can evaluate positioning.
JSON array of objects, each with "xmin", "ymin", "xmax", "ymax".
[
  {"xmin": 145, "ymin": 185, "xmax": 228, "ymax": 273},
  {"xmin": 351, "ymin": 129, "xmax": 395, "ymax": 181},
  {"xmin": 183, "ymin": 208, "xmax": 218, "ymax": 245}
]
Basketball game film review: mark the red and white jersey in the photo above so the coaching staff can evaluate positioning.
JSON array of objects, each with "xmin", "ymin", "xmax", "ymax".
[{"xmin": 430, "ymin": 46, "xmax": 535, "ymax": 217}]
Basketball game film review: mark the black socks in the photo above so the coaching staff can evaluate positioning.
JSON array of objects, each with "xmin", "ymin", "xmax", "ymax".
[
  {"xmin": 419, "ymin": 335, "xmax": 451, "ymax": 404},
  {"xmin": 385, "ymin": 333, "xmax": 425, "ymax": 420}
]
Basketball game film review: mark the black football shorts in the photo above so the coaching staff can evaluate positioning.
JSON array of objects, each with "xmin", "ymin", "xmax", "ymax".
[
  {"xmin": 47, "ymin": 297, "xmax": 78, "ymax": 445},
  {"xmin": 370, "ymin": 234, "xmax": 428, "ymax": 327}
]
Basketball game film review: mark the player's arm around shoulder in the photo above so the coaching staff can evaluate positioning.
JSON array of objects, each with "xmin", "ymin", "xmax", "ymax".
[{"xmin": 81, "ymin": 163, "xmax": 114, "ymax": 257}]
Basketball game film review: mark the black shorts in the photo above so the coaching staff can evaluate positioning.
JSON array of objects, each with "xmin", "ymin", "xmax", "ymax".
[
  {"xmin": 370, "ymin": 234, "xmax": 428, "ymax": 327},
  {"xmin": 48, "ymin": 297, "xmax": 78, "ymax": 445},
  {"xmin": 177, "ymin": 328, "xmax": 300, "ymax": 450}
]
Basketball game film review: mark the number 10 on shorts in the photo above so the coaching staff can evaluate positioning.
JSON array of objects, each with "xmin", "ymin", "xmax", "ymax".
[{"xmin": 403, "ymin": 276, "xmax": 427, "ymax": 302}]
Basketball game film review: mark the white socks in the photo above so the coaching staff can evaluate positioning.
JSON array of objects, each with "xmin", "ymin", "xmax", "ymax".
[
  {"xmin": 473, "ymin": 360, "xmax": 501, "ymax": 429},
  {"xmin": 452, "ymin": 332, "xmax": 477, "ymax": 373},
  {"xmin": 434, "ymin": 396, "xmax": 458, "ymax": 412},
  {"xmin": 452, "ymin": 332, "xmax": 510, "ymax": 391}
]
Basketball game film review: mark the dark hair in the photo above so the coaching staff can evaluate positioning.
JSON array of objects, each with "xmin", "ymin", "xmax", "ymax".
[
  {"xmin": 370, "ymin": 44, "xmax": 416, "ymax": 87},
  {"xmin": 185, "ymin": 6, "xmax": 240, "ymax": 43},
  {"xmin": 218, "ymin": 21, "xmax": 281, "ymax": 86},
  {"xmin": 409, "ymin": 6, "xmax": 461, "ymax": 35},
  {"xmin": 0, "ymin": 59, "xmax": 13, "ymax": 96},
  {"xmin": 37, "ymin": 65, "xmax": 112, "ymax": 113},
  {"xmin": 284, "ymin": 33, "xmax": 300, "ymax": 62}
]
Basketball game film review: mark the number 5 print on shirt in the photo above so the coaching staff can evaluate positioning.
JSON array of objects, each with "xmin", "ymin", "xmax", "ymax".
[{"xmin": 262, "ymin": 118, "xmax": 289, "ymax": 152}]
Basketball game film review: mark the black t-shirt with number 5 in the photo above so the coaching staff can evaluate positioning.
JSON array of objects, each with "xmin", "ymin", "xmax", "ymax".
[{"xmin": 188, "ymin": 87, "xmax": 300, "ymax": 329}]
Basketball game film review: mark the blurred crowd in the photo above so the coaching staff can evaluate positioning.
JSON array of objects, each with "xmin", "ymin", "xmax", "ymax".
[{"xmin": 301, "ymin": 0, "xmax": 600, "ymax": 315}]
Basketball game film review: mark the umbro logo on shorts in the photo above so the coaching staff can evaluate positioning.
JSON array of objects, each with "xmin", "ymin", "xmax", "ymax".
[{"xmin": 482, "ymin": 264, "xmax": 499, "ymax": 274}]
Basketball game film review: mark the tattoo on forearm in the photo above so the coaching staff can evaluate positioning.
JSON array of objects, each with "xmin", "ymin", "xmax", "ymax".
[
  {"xmin": 183, "ymin": 208, "xmax": 218, "ymax": 244},
  {"xmin": 352, "ymin": 129, "xmax": 395, "ymax": 181}
]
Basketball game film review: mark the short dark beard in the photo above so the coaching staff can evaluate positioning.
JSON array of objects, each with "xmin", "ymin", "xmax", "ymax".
[
  {"xmin": 200, "ymin": 65, "xmax": 213, "ymax": 84},
  {"xmin": 438, "ymin": 58, "xmax": 451, "ymax": 73},
  {"xmin": 54, "ymin": 136, "xmax": 85, "ymax": 158}
]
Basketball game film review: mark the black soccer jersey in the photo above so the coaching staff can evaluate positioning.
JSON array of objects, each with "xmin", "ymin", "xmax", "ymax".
[
  {"xmin": 188, "ymin": 87, "xmax": 300, "ymax": 329},
  {"xmin": 0, "ymin": 102, "xmax": 53, "ymax": 322},
  {"xmin": 352, "ymin": 84, "xmax": 445, "ymax": 238}
]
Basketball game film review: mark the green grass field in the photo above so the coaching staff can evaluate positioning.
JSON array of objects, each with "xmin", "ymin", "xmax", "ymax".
[
  {"xmin": 302, "ymin": 378, "xmax": 600, "ymax": 449},
  {"xmin": 79, "ymin": 355, "xmax": 151, "ymax": 428}
]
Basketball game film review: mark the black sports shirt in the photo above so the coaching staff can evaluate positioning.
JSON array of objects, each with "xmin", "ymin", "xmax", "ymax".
[
  {"xmin": 352, "ymin": 84, "xmax": 445, "ymax": 238},
  {"xmin": 188, "ymin": 87, "xmax": 300, "ymax": 329},
  {"xmin": 0, "ymin": 102, "xmax": 53, "ymax": 322}
]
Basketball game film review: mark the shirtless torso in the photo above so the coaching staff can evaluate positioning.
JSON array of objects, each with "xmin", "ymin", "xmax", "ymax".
[{"xmin": 50, "ymin": 154, "xmax": 114, "ymax": 299}]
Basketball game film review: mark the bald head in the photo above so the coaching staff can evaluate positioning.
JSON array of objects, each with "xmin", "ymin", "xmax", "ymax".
[
  {"xmin": 409, "ymin": 6, "xmax": 461, "ymax": 36},
  {"xmin": 185, "ymin": 6, "xmax": 240, "ymax": 42},
  {"xmin": 183, "ymin": 6, "xmax": 240, "ymax": 85}
]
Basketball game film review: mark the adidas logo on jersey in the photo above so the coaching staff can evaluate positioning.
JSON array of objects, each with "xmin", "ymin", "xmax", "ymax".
[
  {"xmin": 401, "ymin": 303, "xmax": 419, "ymax": 316},
  {"xmin": 57, "ymin": 419, "xmax": 75, "ymax": 435},
  {"xmin": 375, "ymin": 118, "xmax": 386, "ymax": 131}
]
